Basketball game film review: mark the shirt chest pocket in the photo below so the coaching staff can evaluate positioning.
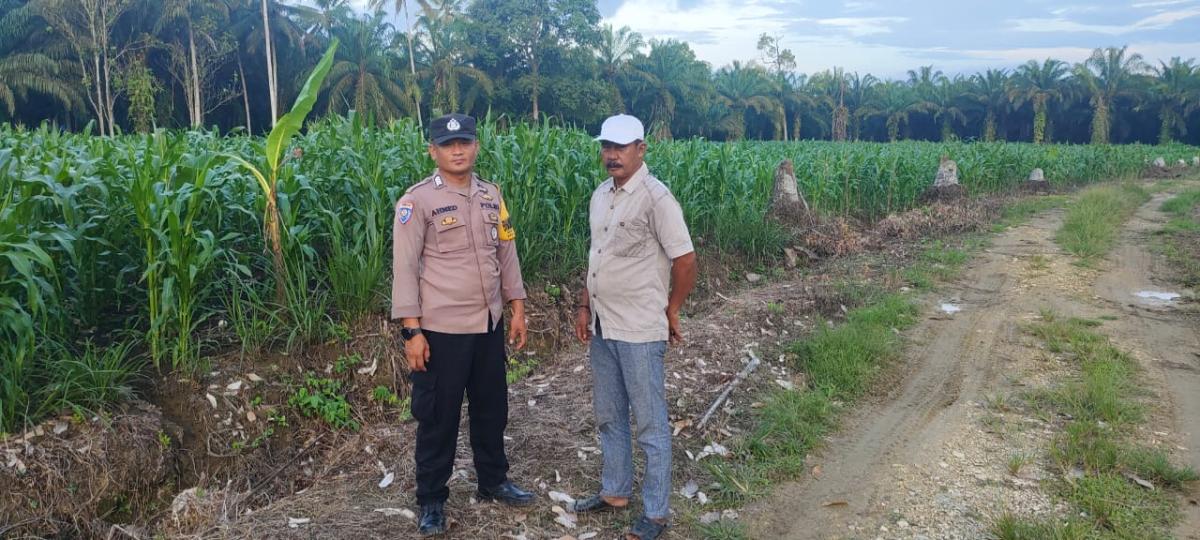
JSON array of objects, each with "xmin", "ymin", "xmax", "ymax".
[
  {"xmin": 434, "ymin": 215, "xmax": 469, "ymax": 253},
  {"xmin": 481, "ymin": 209, "xmax": 500, "ymax": 246},
  {"xmin": 611, "ymin": 218, "xmax": 652, "ymax": 258}
]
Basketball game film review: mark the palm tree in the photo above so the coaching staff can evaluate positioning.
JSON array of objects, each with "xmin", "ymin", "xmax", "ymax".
[
  {"xmin": 0, "ymin": 52, "xmax": 83, "ymax": 120},
  {"xmin": 1012, "ymin": 59, "xmax": 1069, "ymax": 143},
  {"xmin": 1151, "ymin": 57, "xmax": 1199, "ymax": 143},
  {"xmin": 594, "ymin": 23, "xmax": 644, "ymax": 112},
  {"xmin": 867, "ymin": 81, "xmax": 929, "ymax": 142},
  {"xmin": 968, "ymin": 69, "xmax": 1010, "ymax": 141},
  {"xmin": 627, "ymin": 39, "xmax": 710, "ymax": 139},
  {"xmin": 323, "ymin": 12, "xmax": 410, "ymax": 121},
  {"xmin": 810, "ymin": 68, "xmax": 850, "ymax": 141},
  {"xmin": 844, "ymin": 71, "xmax": 878, "ymax": 140},
  {"xmin": 782, "ymin": 73, "xmax": 826, "ymax": 141},
  {"xmin": 417, "ymin": 16, "xmax": 492, "ymax": 114},
  {"xmin": 1076, "ymin": 46, "xmax": 1150, "ymax": 144},
  {"xmin": 714, "ymin": 61, "xmax": 781, "ymax": 140}
]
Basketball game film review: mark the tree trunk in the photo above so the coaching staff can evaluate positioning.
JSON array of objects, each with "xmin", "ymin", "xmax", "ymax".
[
  {"xmin": 1091, "ymin": 96, "xmax": 1109, "ymax": 145},
  {"xmin": 188, "ymin": 24, "xmax": 202, "ymax": 128},
  {"xmin": 530, "ymin": 54, "xmax": 540, "ymax": 121},
  {"xmin": 1159, "ymin": 108, "xmax": 1173, "ymax": 144},
  {"xmin": 983, "ymin": 111, "xmax": 996, "ymax": 142},
  {"xmin": 262, "ymin": 0, "xmax": 278, "ymax": 127},
  {"xmin": 238, "ymin": 53, "xmax": 252, "ymax": 132},
  {"xmin": 1033, "ymin": 103, "xmax": 1046, "ymax": 144}
]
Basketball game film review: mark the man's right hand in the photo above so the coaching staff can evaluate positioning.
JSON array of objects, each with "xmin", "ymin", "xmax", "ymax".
[
  {"xmin": 405, "ymin": 333, "xmax": 431, "ymax": 372},
  {"xmin": 574, "ymin": 307, "xmax": 592, "ymax": 344}
]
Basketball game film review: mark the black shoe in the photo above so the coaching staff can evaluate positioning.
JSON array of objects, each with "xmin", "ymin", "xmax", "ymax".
[
  {"xmin": 570, "ymin": 494, "xmax": 622, "ymax": 513},
  {"xmin": 418, "ymin": 502, "xmax": 446, "ymax": 536},
  {"xmin": 476, "ymin": 480, "xmax": 535, "ymax": 506}
]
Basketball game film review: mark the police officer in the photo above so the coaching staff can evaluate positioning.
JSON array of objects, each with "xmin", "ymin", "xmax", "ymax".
[{"xmin": 391, "ymin": 113, "xmax": 535, "ymax": 537}]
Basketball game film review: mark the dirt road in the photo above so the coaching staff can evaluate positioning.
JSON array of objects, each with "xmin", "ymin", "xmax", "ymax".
[{"xmin": 745, "ymin": 190, "xmax": 1200, "ymax": 539}]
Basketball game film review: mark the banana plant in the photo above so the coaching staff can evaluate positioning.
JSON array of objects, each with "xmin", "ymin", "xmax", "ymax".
[{"xmin": 227, "ymin": 39, "xmax": 338, "ymax": 303}]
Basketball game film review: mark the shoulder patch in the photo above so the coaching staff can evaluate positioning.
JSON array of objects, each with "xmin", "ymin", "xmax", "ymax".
[
  {"xmin": 397, "ymin": 202, "xmax": 414, "ymax": 225},
  {"xmin": 498, "ymin": 199, "xmax": 516, "ymax": 241}
]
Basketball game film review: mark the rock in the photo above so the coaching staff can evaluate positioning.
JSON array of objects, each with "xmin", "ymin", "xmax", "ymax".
[
  {"xmin": 1193, "ymin": 156, "xmax": 1199, "ymax": 167},
  {"xmin": 1153, "ymin": 157, "xmax": 1166, "ymax": 168},
  {"xmin": 1177, "ymin": 159, "xmax": 1187, "ymax": 168},
  {"xmin": 1028, "ymin": 168, "xmax": 1045, "ymax": 182},
  {"xmin": 933, "ymin": 156, "xmax": 959, "ymax": 187},
  {"xmin": 746, "ymin": 273, "xmax": 763, "ymax": 283}
]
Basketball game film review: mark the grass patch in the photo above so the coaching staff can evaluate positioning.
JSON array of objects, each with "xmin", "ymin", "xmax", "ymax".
[
  {"xmin": 1011, "ymin": 312, "xmax": 1197, "ymax": 538},
  {"xmin": 994, "ymin": 195, "xmax": 1069, "ymax": 231},
  {"xmin": 697, "ymin": 520, "xmax": 748, "ymax": 540},
  {"xmin": 704, "ymin": 294, "xmax": 919, "ymax": 506},
  {"xmin": 901, "ymin": 237, "xmax": 978, "ymax": 289},
  {"xmin": 1156, "ymin": 187, "xmax": 1200, "ymax": 286},
  {"xmin": 1055, "ymin": 184, "xmax": 1149, "ymax": 264},
  {"xmin": 989, "ymin": 513, "xmax": 1095, "ymax": 539}
]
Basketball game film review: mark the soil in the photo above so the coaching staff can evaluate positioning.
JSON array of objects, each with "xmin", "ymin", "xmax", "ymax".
[
  {"xmin": 743, "ymin": 185, "xmax": 1200, "ymax": 539},
  {"xmin": 7, "ymin": 181, "xmax": 1199, "ymax": 540}
]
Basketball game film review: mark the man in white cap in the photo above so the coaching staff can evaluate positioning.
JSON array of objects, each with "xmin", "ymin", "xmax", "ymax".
[{"xmin": 570, "ymin": 114, "xmax": 697, "ymax": 540}]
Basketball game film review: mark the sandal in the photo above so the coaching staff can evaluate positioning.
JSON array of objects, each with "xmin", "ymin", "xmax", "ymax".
[
  {"xmin": 570, "ymin": 494, "xmax": 623, "ymax": 513},
  {"xmin": 626, "ymin": 515, "xmax": 668, "ymax": 540}
]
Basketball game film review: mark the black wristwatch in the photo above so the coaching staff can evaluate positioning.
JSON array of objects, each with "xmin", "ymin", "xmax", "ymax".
[{"xmin": 401, "ymin": 327, "xmax": 423, "ymax": 341}]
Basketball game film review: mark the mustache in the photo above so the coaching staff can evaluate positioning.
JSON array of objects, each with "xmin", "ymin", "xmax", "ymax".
[{"xmin": 605, "ymin": 161, "xmax": 621, "ymax": 169}]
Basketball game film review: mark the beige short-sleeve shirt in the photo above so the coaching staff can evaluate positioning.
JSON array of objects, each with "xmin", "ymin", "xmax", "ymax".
[
  {"xmin": 391, "ymin": 171, "xmax": 526, "ymax": 334},
  {"xmin": 586, "ymin": 164, "xmax": 694, "ymax": 343}
]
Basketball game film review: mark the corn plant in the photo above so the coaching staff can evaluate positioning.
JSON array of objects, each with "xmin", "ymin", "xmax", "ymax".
[{"xmin": 227, "ymin": 39, "xmax": 338, "ymax": 304}]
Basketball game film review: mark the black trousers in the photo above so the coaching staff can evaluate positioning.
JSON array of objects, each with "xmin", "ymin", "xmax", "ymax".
[{"xmin": 410, "ymin": 318, "xmax": 510, "ymax": 505}]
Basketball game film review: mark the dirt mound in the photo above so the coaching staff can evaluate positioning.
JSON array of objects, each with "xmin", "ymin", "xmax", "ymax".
[
  {"xmin": 874, "ymin": 200, "xmax": 996, "ymax": 241},
  {"xmin": 1, "ymin": 402, "xmax": 175, "ymax": 538},
  {"xmin": 919, "ymin": 183, "xmax": 968, "ymax": 203},
  {"xmin": 1143, "ymin": 165, "xmax": 1191, "ymax": 179}
]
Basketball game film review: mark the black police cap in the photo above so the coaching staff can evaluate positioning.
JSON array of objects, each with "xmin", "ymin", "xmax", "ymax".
[{"xmin": 430, "ymin": 114, "xmax": 477, "ymax": 145}]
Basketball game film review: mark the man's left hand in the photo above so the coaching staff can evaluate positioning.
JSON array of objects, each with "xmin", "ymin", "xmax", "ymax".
[
  {"xmin": 667, "ymin": 309, "xmax": 684, "ymax": 346},
  {"xmin": 508, "ymin": 316, "xmax": 528, "ymax": 350}
]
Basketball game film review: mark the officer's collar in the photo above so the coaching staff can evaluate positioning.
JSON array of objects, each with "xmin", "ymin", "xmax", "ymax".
[{"xmin": 430, "ymin": 170, "xmax": 484, "ymax": 193}]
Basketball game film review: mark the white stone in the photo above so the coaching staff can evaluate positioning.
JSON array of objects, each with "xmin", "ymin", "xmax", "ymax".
[
  {"xmin": 1028, "ymin": 168, "xmax": 1045, "ymax": 182},
  {"xmin": 1153, "ymin": 157, "xmax": 1167, "ymax": 167}
]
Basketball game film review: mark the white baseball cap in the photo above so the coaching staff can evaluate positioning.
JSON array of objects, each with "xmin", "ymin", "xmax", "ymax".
[{"xmin": 595, "ymin": 114, "xmax": 645, "ymax": 145}]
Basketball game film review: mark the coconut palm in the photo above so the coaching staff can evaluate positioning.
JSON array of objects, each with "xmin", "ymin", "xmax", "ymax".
[
  {"xmin": 1151, "ymin": 57, "xmax": 1199, "ymax": 143},
  {"xmin": 1012, "ymin": 58, "xmax": 1069, "ymax": 143},
  {"xmin": 1076, "ymin": 46, "xmax": 1150, "ymax": 144}
]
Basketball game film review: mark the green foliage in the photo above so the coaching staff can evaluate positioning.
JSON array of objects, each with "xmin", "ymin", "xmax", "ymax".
[
  {"xmin": 332, "ymin": 353, "xmax": 362, "ymax": 374},
  {"xmin": 1022, "ymin": 312, "xmax": 1194, "ymax": 538},
  {"xmin": 288, "ymin": 375, "xmax": 359, "ymax": 430},
  {"xmin": 1056, "ymin": 183, "xmax": 1149, "ymax": 263}
]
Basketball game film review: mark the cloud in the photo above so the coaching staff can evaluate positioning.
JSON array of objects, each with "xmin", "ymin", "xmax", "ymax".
[
  {"xmin": 813, "ymin": 17, "xmax": 908, "ymax": 36},
  {"xmin": 604, "ymin": 0, "xmax": 788, "ymax": 66},
  {"xmin": 1011, "ymin": 6, "xmax": 1200, "ymax": 35}
]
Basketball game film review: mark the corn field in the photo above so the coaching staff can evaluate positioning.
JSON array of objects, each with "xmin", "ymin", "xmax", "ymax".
[{"xmin": 1, "ymin": 116, "xmax": 1197, "ymax": 433}]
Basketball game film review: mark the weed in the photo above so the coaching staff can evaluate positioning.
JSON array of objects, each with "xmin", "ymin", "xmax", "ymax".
[
  {"xmin": 288, "ymin": 375, "xmax": 359, "ymax": 430},
  {"xmin": 333, "ymin": 353, "xmax": 362, "ymax": 375},
  {"xmin": 1055, "ymin": 184, "xmax": 1149, "ymax": 264}
]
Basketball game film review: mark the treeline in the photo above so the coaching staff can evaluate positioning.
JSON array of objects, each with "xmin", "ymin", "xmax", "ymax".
[{"xmin": 1, "ymin": 0, "xmax": 1198, "ymax": 145}]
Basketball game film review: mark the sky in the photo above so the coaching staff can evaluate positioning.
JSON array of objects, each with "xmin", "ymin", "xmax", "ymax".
[
  {"xmin": 596, "ymin": 0, "xmax": 1200, "ymax": 77},
  {"xmin": 348, "ymin": 0, "xmax": 1200, "ymax": 78}
]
